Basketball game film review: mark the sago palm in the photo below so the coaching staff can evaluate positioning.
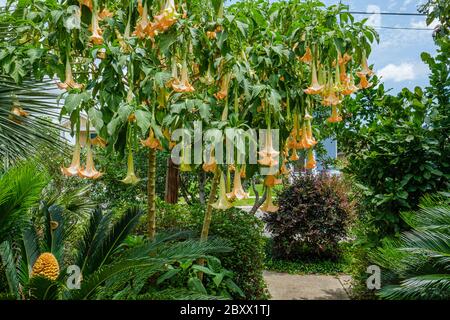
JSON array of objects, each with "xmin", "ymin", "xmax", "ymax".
[
  {"xmin": 0, "ymin": 204, "xmax": 232, "ymax": 300},
  {"xmin": 370, "ymin": 192, "xmax": 450, "ymax": 300}
]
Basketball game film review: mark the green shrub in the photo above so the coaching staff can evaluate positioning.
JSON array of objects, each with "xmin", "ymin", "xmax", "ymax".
[
  {"xmin": 149, "ymin": 201, "xmax": 269, "ymax": 300},
  {"xmin": 264, "ymin": 173, "xmax": 354, "ymax": 260}
]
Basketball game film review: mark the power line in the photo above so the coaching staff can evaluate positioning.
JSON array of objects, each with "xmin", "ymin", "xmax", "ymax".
[
  {"xmin": 375, "ymin": 26, "xmax": 435, "ymax": 31},
  {"xmin": 348, "ymin": 11, "xmax": 426, "ymax": 16}
]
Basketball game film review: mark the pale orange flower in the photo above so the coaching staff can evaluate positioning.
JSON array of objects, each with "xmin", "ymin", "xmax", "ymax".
[
  {"xmin": 57, "ymin": 59, "xmax": 84, "ymax": 91},
  {"xmin": 299, "ymin": 46, "xmax": 312, "ymax": 64},
  {"xmin": 304, "ymin": 62, "xmax": 324, "ymax": 95},
  {"xmin": 305, "ymin": 149, "xmax": 316, "ymax": 170},
  {"xmin": 78, "ymin": 144, "xmax": 103, "ymax": 179},
  {"xmin": 327, "ymin": 105, "xmax": 342, "ymax": 123},
  {"xmin": 61, "ymin": 138, "xmax": 82, "ymax": 177},
  {"xmin": 227, "ymin": 170, "xmax": 249, "ymax": 201},
  {"xmin": 258, "ymin": 129, "xmax": 279, "ymax": 167},
  {"xmin": 89, "ymin": 10, "xmax": 103, "ymax": 45},
  {"xmin": 261, "ymin": 187, "xmax": 278, "ymax": 213},
  {"xmin": 358, "ymin": 73, "xmax": 372, "ymax": 89},
  {"xmin": 212, "ymin": 173, "xmax": 233, "ymax": 210},
  {"xmin": 141, "ymin": 128, "xmax": 163, "ymax": 150},
  {"xmin": 172, "ymin": 60, "xmax": 195, "ymax": 93},
  {"xmin": 121, "ymin": 151, "xmax": 140, "ymax": 184}
]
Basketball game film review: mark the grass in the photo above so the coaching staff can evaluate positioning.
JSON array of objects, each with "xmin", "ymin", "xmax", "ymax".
[
  {"xmin": 233, "ymin": 184, "xmax": 283, "ymax": 207},
  {"xmin": 264, "ymin": 258, "xmax": 346, "ymax": 275}
]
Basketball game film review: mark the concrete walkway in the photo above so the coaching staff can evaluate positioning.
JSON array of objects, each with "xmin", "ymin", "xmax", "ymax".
[{"xmin": 263, "ymin": 271, "xmax": 351, "ymax": 300}]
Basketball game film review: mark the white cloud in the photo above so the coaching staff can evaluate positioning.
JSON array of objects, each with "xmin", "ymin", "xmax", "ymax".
[
  {"xmin": 378, "ymin": 63, "xmax": 416, "ymax": 82},
  {"xmin": 400, "ymin": 0, "xmax": 413, "ymax": 11},
  {"xmin": 366, "ymin": 5, "xmax": 381, "ymax": 28},
  {"xmin": 410, "ymin": 19, "xmax": 439, "ymax": 29}
]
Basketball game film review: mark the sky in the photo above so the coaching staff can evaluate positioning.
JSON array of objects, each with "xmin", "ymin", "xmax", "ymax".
[{"xmin": 226, "ymin": 0, "xmax": 437, "ymax": 93}]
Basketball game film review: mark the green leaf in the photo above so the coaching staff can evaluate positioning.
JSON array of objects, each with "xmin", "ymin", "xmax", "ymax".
[
  {"xmin": 64, "ymin": 91, "xmax": 90, "ymax": 114},
  {"xmin": 88, "ymin": 108, "xmax": 104, "ymax": 133},
  {"xmin": 188, "ymin": 277, "xmax": 207, "ymax": 294},
  {"xmin": 135, "ymin": 110, "xmax": 151, "ymax": 135},
  {"xmin": 156, "ymin": 268, "xmax": 181, "ymax": 285}
]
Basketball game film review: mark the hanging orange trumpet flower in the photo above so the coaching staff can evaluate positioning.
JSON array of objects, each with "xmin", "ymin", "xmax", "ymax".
[
  {"xmin": 240, "ymin": 165, "xmax": 246, "ymax": 178},
  {"xmin": 297, "ymin": 121, "xmax": 316, "ymax": 149},
  {"xmin": 78, "ymin": 142, "xmax": 103, "ymax": 180},
  {"xmin": 172, "ymin": 59, "xmax": 195, "ymax": 93},
  {"xmin": 258, "ymin": 129, "xmax": 279, "ymax": 167},
  {"xmin": 61, "ymin": 131, "xmax": 82, "ymax": 177},
  {"xmin": 89, "ymin": 9, "xmax": 103, "ymax": 45},
  {"xmin": 357, "ymin": 50, "xmax": 374, "ymax": 78},
  {"xmin": 133, "ymin": 1, "xmax": 150, "ymax": 39},
  {"xmin": 279, "ymin": 158, "xmax": 291, "ymax": 176},
  {"xmin": 141, "ymin": 128, "xmax": 163, "ymax": 150},
  {"xmin": 99, "ymin": 8, "xmax": 113, "ymax": 20},
  {"xmin": 57, "ymin": 58, "xmax": 84, "ymax": 90},
  {"xmin": 358, "ymin": 73, "xmax": 372, "ymax": 89},
  {"xmin": 299, "ymin": 46, "xmax": 312, "ymax": 64},
  {"xmin": 264, "ymin": 175, "xmax": 282, "ymax": 187},
  {"xmin": 289, "ymin": 148, "xmax": 299, "ymax": 161},
  {"xmin": 327, "ymin": 105, "xmax": 342, "ymax": 123},
  {"xmin": 341, "ymin": 75, "xmax": 359, "ymax": 95},
  {"xmin": 227, "ymin": 168, "xmax": 249, "ymax": 201},
  {"xmin": 91, "ymin": 135, "xmax": 107, "ymax": 148},
  {"xmin": 214, "ymin": 73, "xmax": 231, "ymax": 100},
  {"xmin": 202, "ymin": 148, "xmax": 217, "ymax": 173},
  {"xmin": 153, "ymin": 0, "xmax": 179, "ymax": 33},
  {"xmin": 212, "ymin": 172, "xmax": 233, "ymax": 210},
  {"xmin": 305, "ymin": 149, "xmax": 316, "ymax": 170},
  {"xmin": 121, "ymin": 151, "xmax": 140, "ymax": 184},
  {"xmin": 304, "ymin": 61, "xmax": 324, "ymax": 95},
  {"xmin": 261, "ymin": 187, "xmax": 278, "ymax": 213}
]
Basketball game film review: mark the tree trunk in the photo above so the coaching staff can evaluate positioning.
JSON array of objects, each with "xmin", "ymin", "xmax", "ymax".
[
  {"xmin": 164, "ymin": 157, "xmax": 179, "ymax": 204},
  {"xmin": 198, "ymin": 169, "xmax": 220, "ymax": 280},
  {"xmin": 198, "ymin": 171, "xmax": 206, "ymax": 205},
  {"xmin": 200, "ymin": 169, "xmax": 220, "ymax": 241},
  {"xmin": 147, "ymin": 148, "xmax": 157, "ymax": 240}
]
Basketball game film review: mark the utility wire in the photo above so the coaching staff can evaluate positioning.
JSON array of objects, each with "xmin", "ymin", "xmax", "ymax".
[
  {"xmin": 375, "ymin": 26, "xmax": 435, "ymax": 31},
  {"xmin": 348, "ymin": 11, "xmax": 426, "ymax": 16}
]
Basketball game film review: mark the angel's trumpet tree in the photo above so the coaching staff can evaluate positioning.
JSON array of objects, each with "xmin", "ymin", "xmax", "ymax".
[
  {"xmin": 61, "ymin": 131, "xmax": 82, "ymax": 177},
  {"xmin": 89, "ymin": 9, "xmax": 103, "ymax": 45},
  {"xmin": 258, "ymin": 129, "xmax": 279, "ymax": 167},
  {"xmin": 202, "ymin": 149, "xmax": 217, "ymax": 173},
  {"xmin": 261, "ymin": 187, "xmax": 278, "ymax": 213},
  {"xmin": 226, "ymin": 168, "xmax": 249, "ymax": 201},
  {"xmin": 212, "ymin": 173, "xmax": 233, "ymax": 210},
  {"xmin": 327, "ymin": 105, "xmax": 342, "ymax": 123},
  {"xmin": 57, "ymin": 58, "xmax": 84, "ymax": 90},
  {"xmin": 305, "ymin": 149, "xmax": 317, "ymax": 170},
  {"xmin": 172, "ymin": 59, "xmax": 195, "ymax": 93},
  {"xmin": 141, "ymin": 128, "xmax": 163, "ymax": 150},
  {"xmin": 120, "ymin": 151, "xmax": 140, "ymax": 185},
  {"xmin": 304, "ymin": 61, "xmax": 324, "ymax": 95},
  {"xmin": 78, "ymin": 142, "xmax": 103, "ymax": 180},
  {"xmin": 357, "ymin": 50, "xmax": 374, "ymax": 77},
  {"xmin": 154, "ymin": 0, "xmax": 178, "ymax": 33}
]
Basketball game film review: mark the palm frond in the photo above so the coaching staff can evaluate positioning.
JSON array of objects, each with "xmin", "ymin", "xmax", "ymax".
[
  {"xmin": 0, "ymin": 161, "xmax": 48, "ymax": 243},
  {"xmin": 42, "ymin": 205, "xmax": 65, "ymax": 265},
  {"xmin": 74, "ymin": 207, "xmax": 106, "ymax": 274},
  {"xmin": 0, "ymin": 241, "xmax": 19, "ymax": 299},
  {"xmin": 85, "ymin": 207, "xmax": 143, "ymax": 276},
  {"xmin": 371, "ymin": 193, "xmax": 450, "ymax": 300},
  {"xmin": 0, "ymin": 76, "xmax": 67, "ymax": 161},
  {"xmin": 26, "ymin": 276, "xmax": 59, "ymax": 300}
]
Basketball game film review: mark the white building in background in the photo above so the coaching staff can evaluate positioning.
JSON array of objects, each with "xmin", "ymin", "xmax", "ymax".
[{"xmin": 61, "ymin": 114, "xmax": 97, "ymax": 147}]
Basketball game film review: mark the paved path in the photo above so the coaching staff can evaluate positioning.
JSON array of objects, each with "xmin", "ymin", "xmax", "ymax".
[{"xmin": 263, "ymin": 271, "xmax": 351, "ymax": 300}]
